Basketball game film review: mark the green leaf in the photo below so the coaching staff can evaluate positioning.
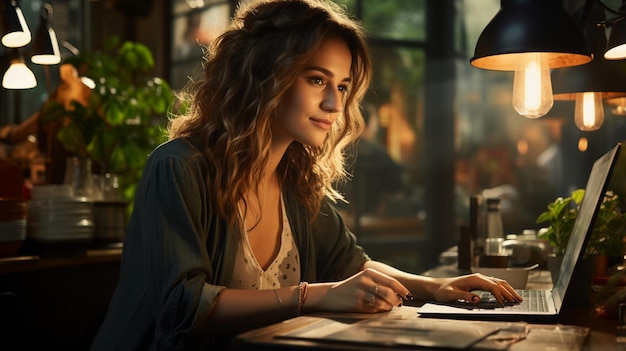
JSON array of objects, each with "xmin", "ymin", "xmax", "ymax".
[
  {"xmin": 51, "ymin": 36, "xmax": 174, "ymax": 209},
  {"xmin": 57, "ymin": 122, "xmax": 86, "ymax": 157}
]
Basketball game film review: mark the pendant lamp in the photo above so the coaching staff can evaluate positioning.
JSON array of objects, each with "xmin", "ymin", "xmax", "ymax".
[
  {"xmin": 2, "ymin": 48, "xmax": 36, "ymax": 89},
  {"xmin": 552, "ymin": 2, "xmax": 626, "ymax": 131},
  {"xmin": 30, "ymin": 3, "xmax": 61, "ymax": 65},
  {"xmin": 605, "ymin": 0, "xmax": 626, "ymax": 59},
  {"xmin": 0, "ymin": 0, "xmax": 31, "ymax": 48},
  {"xmin": 471, "ymin": 0, "xmax": 592, "ymax": 119}
]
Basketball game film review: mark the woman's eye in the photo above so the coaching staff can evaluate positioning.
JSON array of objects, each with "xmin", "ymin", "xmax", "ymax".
[
  {"xmin": 338, "ymin": 84, "xmax": 350, "ymax": 94},
  {"xmin": 309, "ymin": 77, "xmax": 326, "ymax": 86}
]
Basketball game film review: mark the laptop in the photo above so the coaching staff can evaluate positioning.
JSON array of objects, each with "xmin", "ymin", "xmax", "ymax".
[{"xmin": 418, "ymin": 143, "xmax": 622, "ymax": 322}]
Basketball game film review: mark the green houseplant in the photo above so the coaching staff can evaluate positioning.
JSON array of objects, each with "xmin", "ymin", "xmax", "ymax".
[
  {"xmin": 536, "ymin": 188, "xmax": 626, "ymax": 304},
  {"xmin": 40, "ymin": 37, "xmax": 174, "ymax": 205},
  {"xmin": 536, "ymin": 189, "xmax": 626, "ymax": 258}
]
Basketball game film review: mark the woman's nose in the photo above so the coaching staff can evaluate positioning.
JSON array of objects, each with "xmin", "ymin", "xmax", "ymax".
[{"xmin": 321, "ymin": 87, "xmax": 343, "ymax": 113}]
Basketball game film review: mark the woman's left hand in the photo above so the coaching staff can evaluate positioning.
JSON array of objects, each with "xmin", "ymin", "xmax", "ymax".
[{"xmin": 433, "ymin": 273, "xmax": 523, "ymax": 305}]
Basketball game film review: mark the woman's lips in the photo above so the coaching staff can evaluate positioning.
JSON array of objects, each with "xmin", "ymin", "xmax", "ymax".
[{"xmin": 310, "ymin": 118, "xmax": 333, "ymax": 130}]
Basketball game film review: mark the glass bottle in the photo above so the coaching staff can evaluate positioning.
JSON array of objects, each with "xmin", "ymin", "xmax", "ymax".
[
  {"xmin": 64, "ymin": 156, "xmax": 94, "ymax": 198},
  {"xmin": 486, "ymin": 197, "xmax": 504, "ymax": 239}
]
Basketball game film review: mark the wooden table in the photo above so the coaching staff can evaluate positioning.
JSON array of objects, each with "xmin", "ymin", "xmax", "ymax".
[{"xmin": 233, "ymin": 265, "xmax": 626, "ymax": 350}]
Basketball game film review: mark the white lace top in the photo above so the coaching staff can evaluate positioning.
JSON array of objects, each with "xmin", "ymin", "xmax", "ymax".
[{"xmin": 230, "ymin": 196, "xmax": 301, "ymax": 290}]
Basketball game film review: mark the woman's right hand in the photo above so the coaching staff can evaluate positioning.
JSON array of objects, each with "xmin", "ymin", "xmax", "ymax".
[{"xmin": 304, "ymin": 268, "xmax": 412, "ymax": 313}]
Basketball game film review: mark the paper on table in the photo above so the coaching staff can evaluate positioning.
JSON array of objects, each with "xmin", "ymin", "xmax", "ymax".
[
  {"xmin": 277, "ymin": 317, "xmax": 505, "ymax": 349},
  {"xmin": 508, "ymin": 324, "xmax": 589, "ymax": 351}
]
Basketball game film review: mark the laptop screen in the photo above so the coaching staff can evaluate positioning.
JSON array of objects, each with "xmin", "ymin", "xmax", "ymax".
[{"xmin": 552, "ymin": 143, "xmax": 621, "ymax": 310}]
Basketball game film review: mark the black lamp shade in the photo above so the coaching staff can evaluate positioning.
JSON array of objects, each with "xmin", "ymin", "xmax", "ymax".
[
  {"xmin": 553, "ymin": 2, "xmax": 626, "ymax": 100},
  {"xmin": 0, "ymin": 0, "xmax": 31, "ymax": 48},
  {"xmin": 471, "ymin": 0, "xmax": 591, "ymax": 71},
  {"xmin": 552, "ymin": 59, "xmax": 626, "ymax": 100},
  {"xmin": 605, "ymin": 0, "xmax": 626, "ymax": 59},
  {"xmin": 605, "ymin": 24, "xmax": 626, "ymax": 60},
  {"xmin": 30, "ymin": 4, "xmax": 60, "ymax": 65}
]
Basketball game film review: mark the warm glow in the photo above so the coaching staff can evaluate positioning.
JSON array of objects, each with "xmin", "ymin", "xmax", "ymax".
[
  {"xmin": 607, "ymin": 97, "xmax": 626, "ymax": 115},
  {"xmin": 605, "ymin": 43, "xmax": 626, "ymax": 60},
  {"xmin": 512, "ymin": 54, "xmax": 553, "ymax": 118},
  {"xmin": 31, "ymin": 28, "xmax": 61, "ymax": 65},
  {"xmin": 2, "ymin": 61, "xmax": 37, "ymax": 89},
  {"xmin": 81, "ymin": 76, "xmax": 96, "ymax": 89},
  {"xmin": 517, "ymin": 139, "xmax": 529, "ymax": 155},
  {"xmin": 578, "ymin": 137, "xmax": 589, "ymax": 152},
  {"xmin": 1, "ymin": 7, "xmax": 31, "ymax": 48},
  {"xmin": 574, "ymin": 92, "xmax": 604, "ymax": 131}
]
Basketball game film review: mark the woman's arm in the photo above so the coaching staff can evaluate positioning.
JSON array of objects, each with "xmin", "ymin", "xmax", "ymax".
[
  {"xmin": 208, "ymin": 267, "xmax": 411, "ymax": 332},
  {"xmin": 207, "ymin": 260, "xmax": 522, "ymax": 333},
  {"xmin": 207, "ymin": 286, "xmax": 301, "ymax": 332},
  {"xmin": 363, "ymin": 260, "xmax": 522, "ymax": 305}
]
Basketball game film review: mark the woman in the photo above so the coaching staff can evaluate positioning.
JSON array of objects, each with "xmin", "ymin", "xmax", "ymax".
[{"xmin": 92, "ymin": 0, "xmax": 521, "ymax": 349}]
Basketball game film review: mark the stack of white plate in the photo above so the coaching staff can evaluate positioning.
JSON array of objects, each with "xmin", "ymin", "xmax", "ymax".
[
  {"xmin": 0, "ymin": 200, "xmax": 27, "ymax": 256},
  {"xmin": 27, "ymin": 185, "xmax": 94, "ymax": 244}
]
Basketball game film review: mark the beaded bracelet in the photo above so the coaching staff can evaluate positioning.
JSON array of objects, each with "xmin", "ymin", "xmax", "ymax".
[{"xmin": 296, "ymin": 281, "xmax": 308, "ymax": 316}]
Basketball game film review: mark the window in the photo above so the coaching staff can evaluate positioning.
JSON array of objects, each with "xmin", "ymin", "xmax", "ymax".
[
  {"xmin": 165, "ymin": 1, "xmax": 626, "ymax": 273},
  {"xmin": 170, "ymin": 0, "xmax": 231, "ymax": 90}
]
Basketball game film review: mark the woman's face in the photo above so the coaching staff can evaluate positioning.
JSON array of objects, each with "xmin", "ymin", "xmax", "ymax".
[{"xmin": 273, "ymin": 35, "xmax": 352, "ymax": 148}]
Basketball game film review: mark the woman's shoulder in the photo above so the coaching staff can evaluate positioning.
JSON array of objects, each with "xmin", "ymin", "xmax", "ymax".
[
  {"xmin": 143, "ymin": 138, "xmax": 209, "ymax": 175},
  {"xmin": 149, "ymin": 138, "xmax": 200, "ymax": 160}
]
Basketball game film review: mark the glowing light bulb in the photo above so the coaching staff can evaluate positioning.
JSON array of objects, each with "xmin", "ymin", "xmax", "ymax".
[
  {"xmin": 2, "ymin": 61, "xmax": 36, "ymax": 89},
  {"xmin": 512, "ymin": 54, "xmax": 553, "ymax": 118},
  {"xmin": 578, "ymin": 137, "xmax": 588, "ymax": 152},
  {"xmin": 574, "ymin": 92, "xmax": 604, "ymax": 131}
]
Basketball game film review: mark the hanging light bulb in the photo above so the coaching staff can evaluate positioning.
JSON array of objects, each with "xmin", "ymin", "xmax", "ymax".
[
  {"xmin": 578, "ymin": 137, "xmax": 589, "ymax": 152},
  {"xmin": 512, "ymin": 53, "xmax": 553, "ymax": 118},
  {"xmin": 552, "ymin": 2, "xmax": 626, "ymax": 132},
  {"xmin": 470, "ymin": 0, "xmax": 590, "ymax": 119},
  {"xmin": 2, "ymin": 59, "xmax": 37, "ymax": 89},
  {"xmin": 574, "ymin": 92, "xmax": 604, "ymax": 131}
]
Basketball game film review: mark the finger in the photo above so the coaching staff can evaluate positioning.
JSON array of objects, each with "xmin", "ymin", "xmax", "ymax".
[
  {"xmin": 372, "ymin": 282, "xmax": 403, "ymax": 308},
  {"xmin": 500, "ymin": 281, "xmax": 523, "ymax": 302},
  {"xmin": 367, "ymin": 293, "xmax": 376, "ymax": 308},
  {"xmin": 490, "ymin": 277, "xmax": 522, "ymax": 302},
  {"xmin": 364, "ymin": 291, "xmax": 392, "ymax": 311},
  {"xmin": 362, "ymin": 268, "xmax": 413, "ymax": 301},
  {"xmin": 484, "ymin": 277, "xmax": 521, "ymax": 304},
  {"xmin": 481, "ymin": 277, "xmax": 508, "ymax": 304}
]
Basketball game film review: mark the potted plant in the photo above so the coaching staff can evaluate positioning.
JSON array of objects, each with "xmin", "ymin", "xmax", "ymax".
[
  {"xmin": 41, "ymin": 36, "xmax": 173, "ymax": 198},
  {"xmin": 536, "ymin": 188, "xmax": 626, "ymax": 302},
  {"xmin": 537, "ymin": 189, "xmax": 626, "ymax": 258},
  {"xmin": 39, "ymin": 37, "xmax": 174, "ymax": 242}
]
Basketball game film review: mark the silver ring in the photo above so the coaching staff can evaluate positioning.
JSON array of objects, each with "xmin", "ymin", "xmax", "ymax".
[
  {"xmin": 373, "ymin": 284, "xmax": 379, "ymax": 295},
  {"xmin": 368, "ymin": 295, "xmax": 375, "ymax": 307}
]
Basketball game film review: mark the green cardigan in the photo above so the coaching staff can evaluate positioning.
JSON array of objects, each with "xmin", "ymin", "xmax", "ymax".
[{"xmin": 91, "ymin": 138, "xmax": 369, "ymax": 350}]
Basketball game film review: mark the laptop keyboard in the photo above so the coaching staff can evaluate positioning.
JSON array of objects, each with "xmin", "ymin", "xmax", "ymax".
[
  {"xmin": 473, "ymin": 289, "xmax": 548, "ymax": 312},
  {"xmin": 512, "ymin": 289, "xmax": 548, "ymax": 312}
]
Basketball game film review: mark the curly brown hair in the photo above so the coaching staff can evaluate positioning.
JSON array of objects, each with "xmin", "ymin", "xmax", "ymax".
[{"xmin": 168, "ymin": 0, "xmax": 372, "ymax": 223}]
